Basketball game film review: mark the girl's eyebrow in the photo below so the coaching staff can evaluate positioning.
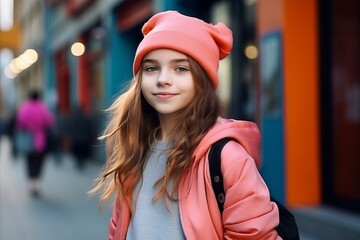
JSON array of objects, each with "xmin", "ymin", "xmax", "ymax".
[{"xmin": 142, "ymin": 58, "xmax": 189, "ymax": 64}]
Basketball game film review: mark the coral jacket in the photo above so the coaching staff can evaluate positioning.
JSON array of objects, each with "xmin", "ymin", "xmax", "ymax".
[{"xmin": 109, "ymin": 118, "xmax": 281, "ymax": 239}]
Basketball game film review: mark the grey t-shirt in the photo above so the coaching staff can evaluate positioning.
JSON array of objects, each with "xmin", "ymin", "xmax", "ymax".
[{"xmin": 126, "ymin": 141, "xmax": 185, "ymax": 240}]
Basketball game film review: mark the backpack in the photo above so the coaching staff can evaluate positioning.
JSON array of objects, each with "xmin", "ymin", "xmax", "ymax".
[{"xmin": 209, "ymin": 138, "xmax": 300, "ymax": 240}]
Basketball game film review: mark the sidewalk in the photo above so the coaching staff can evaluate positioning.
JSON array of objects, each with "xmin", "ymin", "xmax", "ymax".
[{"xmin": 0, "ymin": 137, "xmax": 111, "ymax": 240}]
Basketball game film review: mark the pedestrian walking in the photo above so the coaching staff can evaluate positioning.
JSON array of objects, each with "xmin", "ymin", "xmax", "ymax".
[
  {"xmin": 66, "ymin": 104, "xmax": 93, "ymax": 170},
  {"xmin": 91, "ymin": 11, "xmax": 280, "ymax": 239},
  {"xmin": 16, "ymin": 90, "xmax": 54, "ymax": 197}
]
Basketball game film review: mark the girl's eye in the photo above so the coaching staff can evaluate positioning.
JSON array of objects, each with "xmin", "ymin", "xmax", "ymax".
[
  {"xmin": 143, "ymin": 66, "xmax": 158, "ymax": 72},
  {"xmin": 175, "ymin": 66, "xmax": 189, "ymax": 72}
]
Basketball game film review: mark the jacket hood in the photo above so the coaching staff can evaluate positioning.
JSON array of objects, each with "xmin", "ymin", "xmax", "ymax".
[{"xmin": 193, "ymin": 117, "xmax": 261, "ymax": 168}]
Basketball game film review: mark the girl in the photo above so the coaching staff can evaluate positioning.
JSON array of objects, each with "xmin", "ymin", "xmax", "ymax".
[{"xmin": 92, "ymin": 11, "xmax": 280, "ymax": 239}]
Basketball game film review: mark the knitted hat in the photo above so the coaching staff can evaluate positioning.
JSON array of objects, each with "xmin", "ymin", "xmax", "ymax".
[{"xmin": 133, "ymin": 11, "xmax": 233, "ymax": 89}]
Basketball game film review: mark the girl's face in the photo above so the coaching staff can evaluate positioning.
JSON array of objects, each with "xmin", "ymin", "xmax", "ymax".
[{"xmin": 141, "ymin": 49, "xmax": 196, "ymax": 119}]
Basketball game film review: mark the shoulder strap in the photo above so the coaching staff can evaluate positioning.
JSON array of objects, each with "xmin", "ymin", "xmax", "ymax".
[
  {"xmin": 208, "ymin": 138, "xmax": 232, "ymax": 214},
  {"xmin": 208, "ymin": 138, "xmax": 300, "ymax": 240}
]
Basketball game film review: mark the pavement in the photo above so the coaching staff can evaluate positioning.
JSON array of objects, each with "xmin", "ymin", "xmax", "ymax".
[{"xmin": 0, "ymin": 136, "xmax": 112, "ymax": 240}]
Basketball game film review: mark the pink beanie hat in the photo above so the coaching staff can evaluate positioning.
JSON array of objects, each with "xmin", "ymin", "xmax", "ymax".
[{"xmin": 133, "ymin": 11, "xmax": 233, "ymax": 89}]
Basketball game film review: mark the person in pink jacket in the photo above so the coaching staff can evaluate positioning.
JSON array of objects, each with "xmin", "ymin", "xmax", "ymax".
[
  {"xmin": 91, "ymin": 11, "xmax": 281, "ymax": 239},
  {"xmin": 16, "ymin": 90, "xmax": 54, "ymax": 197}
]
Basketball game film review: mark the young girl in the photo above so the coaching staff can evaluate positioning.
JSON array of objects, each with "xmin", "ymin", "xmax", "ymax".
[{"xmin": 92, "ymin": 11, "xmax": 281, "ymax": 239}]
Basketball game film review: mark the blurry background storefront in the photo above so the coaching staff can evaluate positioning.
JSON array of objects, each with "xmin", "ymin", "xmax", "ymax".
[
  {"xmin": 1, "ymin": 0, "xmax": 359, "ymax": 238},
  {"xmin": 319, "ymin": 0, "xmax": 359, "ymax": 215},
  {"xmin": 41, "ymin": 0, "xmax": 253, "ymax": 168}
]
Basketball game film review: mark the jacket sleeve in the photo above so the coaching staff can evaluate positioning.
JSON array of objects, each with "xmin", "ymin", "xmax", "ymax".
[
  {"xmin": 221, "ymin": 141, "xmax": 282, "ymax": 240},
  {"xmin": 16, "ymin": 106, "xmax": 26, "ymax": 129},
  {"xmin": 109, "ymin": 198, "xmax": 120, "ymax": 240}
]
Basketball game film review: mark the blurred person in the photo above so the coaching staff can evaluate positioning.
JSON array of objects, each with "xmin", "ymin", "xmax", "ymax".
[
  {"xmin": 66, "ymin": 104, "xmax": 93, "ymax": 170},
  {"xmin": 47, "ymin": 110, "xmax": 66, "ymax": 164},
  {"xmin": 16, "ymin": 90, "xmax": 54, "ymax": 197},
  {"xmin": 0, "ymin": 117, "xmax": 3, "ymax": 137},
  {"xmin": 91, "ymin": 11, "xmax": 280, "ymax": 239},
  {"xmin": 3, "ymin": 110, "xmax": 18, "ymax": 158},
  {"xmin": 0, "ymin": 87, "xmax": 3, "ymax": 136}
]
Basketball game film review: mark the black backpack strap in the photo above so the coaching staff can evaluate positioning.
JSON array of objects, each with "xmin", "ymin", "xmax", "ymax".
[
  {"xmin": 208, "ymin": 138, "xmax": 232, "ymax": 214},
  {"xmin": 208, "ymin": 138, "xmax": 300, "ymax": 240},
  {"xmin": 271, "ymin": 196, "xmax": 300, "ymax": 240}
]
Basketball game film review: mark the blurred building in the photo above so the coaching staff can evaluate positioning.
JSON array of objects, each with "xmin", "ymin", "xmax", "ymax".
[
  {"xmin": 0, "ymin": 0, "xmax": 43, "ymax": 103},
  {"xmin": 257, "ymin": 0, "xmax": 359, "ymax": 238},
  {"xmin": 1, "ymin": 0, "xmax": 359, "ymax": 238}
]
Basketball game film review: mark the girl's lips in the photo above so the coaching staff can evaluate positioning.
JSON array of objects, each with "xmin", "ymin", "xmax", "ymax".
[{"xmin": 153, "ymin": 92, "xmax": 177, "ymax": 100}]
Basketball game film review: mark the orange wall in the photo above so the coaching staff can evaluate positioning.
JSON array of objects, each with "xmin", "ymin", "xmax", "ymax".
[
  {"xmin": 0, "ymin": 24, "xmax": 22, "ymax": 52},
  {"xmin": 258, "ymin": 0, "xmax": 321, "ymax": 206}
]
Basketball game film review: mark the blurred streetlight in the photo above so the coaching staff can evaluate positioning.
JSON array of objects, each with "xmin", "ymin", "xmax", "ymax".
[
  {"xmin": 71, "ymin": 42, "xmax": 85, "ymax": 56},
  {"xmin": 3, "ymin": 48, "xmax": 38, "ymax": 78},
  {"xmin": 244, "ymin": 44, "xmax": 258, "ymax": 60}
]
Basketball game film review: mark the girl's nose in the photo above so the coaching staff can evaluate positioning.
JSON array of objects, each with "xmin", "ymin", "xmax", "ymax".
[{"xmin": 156, "ymin": 70, "xmax": 172, "ymax": 86}]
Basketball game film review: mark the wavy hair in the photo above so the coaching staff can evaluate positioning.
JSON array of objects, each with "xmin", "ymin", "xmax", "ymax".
[{"xmin": 90, "ymin": 56, "xmax": 222, "ymax": 211}]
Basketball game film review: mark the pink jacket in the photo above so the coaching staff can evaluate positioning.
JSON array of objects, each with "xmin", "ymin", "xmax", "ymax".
[
  {"xmin": 16, "ymin": 100, "xmax": 54, "ymax": 152},
  {"xmin": 109, "ymin": 118, "xmax": 281, "ymax": 239}
]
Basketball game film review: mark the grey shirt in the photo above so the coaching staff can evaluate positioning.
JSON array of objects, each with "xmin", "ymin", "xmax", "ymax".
[{"xmin": 126, "ymin": 141, "xmax": 185, "ymax": 240}]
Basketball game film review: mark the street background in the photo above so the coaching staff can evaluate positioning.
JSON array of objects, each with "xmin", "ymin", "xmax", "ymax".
[
  {"xmin": 1, "ymin": 0, "xmax": 360, "ymax": 239},
  {"xmin": 0, "ymin": 136, "xmax": 112, "ymax": 240}
]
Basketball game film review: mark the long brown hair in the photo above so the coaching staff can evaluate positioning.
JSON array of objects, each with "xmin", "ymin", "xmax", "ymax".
[{"xmin": 90, "ymin": 56, "xmax": 222, "ymax": 211}]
